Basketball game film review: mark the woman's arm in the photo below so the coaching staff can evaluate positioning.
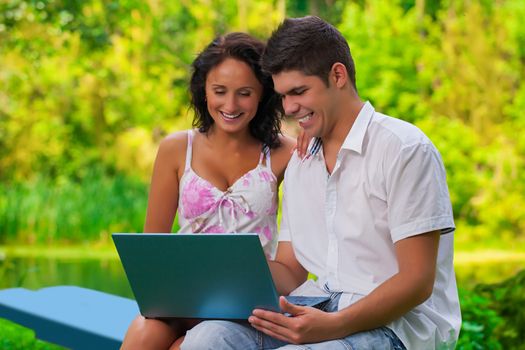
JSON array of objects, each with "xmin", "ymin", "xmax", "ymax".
[
  {"xmin": 143, "ymin": 132, "xmax": 187, "ymax": 233},
  {"xmin": 269, "ymin": 241, "xmax": 308, "ymax": 295}
]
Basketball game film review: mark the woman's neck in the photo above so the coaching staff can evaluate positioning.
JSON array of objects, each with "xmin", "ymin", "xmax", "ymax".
[{"xmin": 205, "ymin": 126, "xmax": 259, "ymax": 151}]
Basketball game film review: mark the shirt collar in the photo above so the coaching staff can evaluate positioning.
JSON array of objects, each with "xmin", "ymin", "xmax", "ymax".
[
  {"xmin": 340, "ymin": 101, "xmax": 374, "ymax": 154},
  {"xmin": 307, "ymin": 101, "xmax": 374, "ymax": 156}
]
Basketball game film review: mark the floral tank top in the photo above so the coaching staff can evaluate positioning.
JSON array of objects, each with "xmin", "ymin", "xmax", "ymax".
[{"xmin": 177, "ymin": 130, "xmax": 279, "ymax": 258}]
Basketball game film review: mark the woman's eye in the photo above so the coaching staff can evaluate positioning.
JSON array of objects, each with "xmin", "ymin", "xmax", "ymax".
[{"xmin": 239, "ymin": 91, "xmax": 251, "ymax": 97}]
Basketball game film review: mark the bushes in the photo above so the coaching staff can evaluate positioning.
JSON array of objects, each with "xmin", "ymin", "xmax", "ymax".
[
  {"xmin": 474, "ymin": 270, "xmax": 525, "ymax": 349},
  {"xmin": 457, "ymin": 288, "xmax": 503, "ymax": 349},
  {"xmin": 458, "ymin": 269, "xmax": 525, "ymax": 349}
]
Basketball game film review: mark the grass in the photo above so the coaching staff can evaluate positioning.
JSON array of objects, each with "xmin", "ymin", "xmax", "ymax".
[
  {"xmin": 3, "ymin": 243, "xmax": 524, "ymax": 262},
  {"xmin": 0, "ymin": 244, "xmax": 120, "ymax": 260},
  {"xmin": 0, "ymin": 173, "xmax": 148, "ymax": 244},
  {"xmin": 0, "ymin": 318, "xmax": 64, "ymax": 350},
  {"xmin": 455, "ymin": 250, "xmax": 525, "ymax": 265}
]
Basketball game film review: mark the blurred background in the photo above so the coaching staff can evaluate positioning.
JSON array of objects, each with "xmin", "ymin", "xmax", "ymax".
[{"xmin": 1, "ymin": 0, "xmax": 524, "ymax": 348}]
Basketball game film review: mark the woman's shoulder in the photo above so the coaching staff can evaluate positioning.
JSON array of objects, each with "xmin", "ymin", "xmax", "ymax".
[
  {"xmin": 160, "ymin": 129, "xmax": 192, "ymax": 149},
  {"xmin": 156, "ymin": 130, "xmax": 192, "ymax": 164}
]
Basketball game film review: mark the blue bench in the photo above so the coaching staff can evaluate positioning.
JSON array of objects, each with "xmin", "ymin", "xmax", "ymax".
[{"xmin": 0, "ymin": 286, "xmax": 139, "ymax": 349}]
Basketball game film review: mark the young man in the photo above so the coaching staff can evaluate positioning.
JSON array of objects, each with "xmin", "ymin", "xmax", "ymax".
[{"xmin": 181, "ymin": 16, "xmax": 461, "ymax": 350}]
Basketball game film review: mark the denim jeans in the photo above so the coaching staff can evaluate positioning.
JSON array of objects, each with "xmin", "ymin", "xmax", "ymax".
[{"xmin": 180, "ymin": 293, "xmax": 406, "ymax": 350}]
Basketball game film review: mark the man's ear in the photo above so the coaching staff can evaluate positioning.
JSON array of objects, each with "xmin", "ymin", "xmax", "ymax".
[{"xmin": 330, "ymin": 62, "xmax": 348, "ymax": 88}]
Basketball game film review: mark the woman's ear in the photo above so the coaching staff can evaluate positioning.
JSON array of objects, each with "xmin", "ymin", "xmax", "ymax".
[{"xmin": 330, "ymin": 62, "xmax": 348, "ymax": 88}]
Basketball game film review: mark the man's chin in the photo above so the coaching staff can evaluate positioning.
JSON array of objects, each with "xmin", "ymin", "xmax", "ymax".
[{"xmin": 301, "ymin": 127, "xmax": 319, "ymax": 139}]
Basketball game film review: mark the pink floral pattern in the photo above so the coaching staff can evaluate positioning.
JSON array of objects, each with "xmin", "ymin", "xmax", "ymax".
[
  {"xmin": 254, "ymin": 225, "xmax": 273, "ymax": 241},
  {"xmin": 266, "ymin": 196, "xmax": 278, "ymax": 215},
  {"xmin": 259, "ymin": 170, "xmax": 273, "ymax": 183},
  {"xmin": 181, "ymin": 177, "xmax": 216, "ymax": 219}
]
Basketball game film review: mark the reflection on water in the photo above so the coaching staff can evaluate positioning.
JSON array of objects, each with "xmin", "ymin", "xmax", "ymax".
[
  {"xmin": 1, "ymin": 256, "xmax": 524, "ymax": 297},
  {"xmin": 0, "ymin": 257, "xmax": 134, "ymax": 299}
]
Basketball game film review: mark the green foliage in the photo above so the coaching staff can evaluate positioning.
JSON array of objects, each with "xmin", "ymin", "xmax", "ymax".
[
  {"xmin": 0, "ymin": 318, "xmax": 64, "ymax": 350},
  {"xmin": 339, "ymin": 0, "xmax": 429, "ymax": 122},
  {"xmin": 0, "ymin": 0, "xmax": 284, "ymax": 184},
  {"xmin": 456, "ymin": 288, "xmax": 503, "ymax": 350},
  {"xmin": 474, "ymin": 269, "xmax": 525, "ymax": 349},
  {"xmin": 455, "ymin": 269, "xmax": 525, "ymax": 349},
  {"xmin": 1, "ymin": 0, "xmax": 525, "ymax": 246},
  {"xmin": 286, "ymin": 0, "xmax": 348, "ymax": 25}
]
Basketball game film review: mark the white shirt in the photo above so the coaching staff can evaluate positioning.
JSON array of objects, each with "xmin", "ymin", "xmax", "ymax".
[{"xmin": 279, "ymin": 102, "xmax": 461, "ymax": 349}]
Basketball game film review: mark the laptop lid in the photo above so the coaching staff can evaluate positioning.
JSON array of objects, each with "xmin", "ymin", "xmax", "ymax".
[{"xmin": 112, "ymin": 233, "xmax": 281, "ymax": 320}]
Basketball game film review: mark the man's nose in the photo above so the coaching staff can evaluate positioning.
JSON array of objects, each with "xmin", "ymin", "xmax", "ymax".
[{"xmin": 282, "ymin": 96, "xmax": 299, "ymax": 116}]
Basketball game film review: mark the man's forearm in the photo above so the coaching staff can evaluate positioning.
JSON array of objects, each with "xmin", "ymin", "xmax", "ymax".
[
  {"xmin": 330, "ymin": 231, "xmax": 440, "ymax": 339},
  {"xmin": 331, "ymin": 270, "xmax": 434, "ymax": 339}
]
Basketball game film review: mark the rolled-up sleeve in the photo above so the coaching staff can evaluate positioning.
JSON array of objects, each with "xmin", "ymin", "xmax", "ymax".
[{"xmin": 386, "ymin": 142, "xmax": 455, "ymax": 242}]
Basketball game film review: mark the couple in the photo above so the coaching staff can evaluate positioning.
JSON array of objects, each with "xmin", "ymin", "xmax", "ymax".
[{"xmin": 122, "ymin": 16, "xmax": 461, "ymax": 350}]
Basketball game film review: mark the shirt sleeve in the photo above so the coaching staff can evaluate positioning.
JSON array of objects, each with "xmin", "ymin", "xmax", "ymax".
[{"xmin": 385, "ymin": 142, "xmax": 455, "ymax": 242}]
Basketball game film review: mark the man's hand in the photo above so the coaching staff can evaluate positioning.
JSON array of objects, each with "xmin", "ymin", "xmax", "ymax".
[{"xmin": 248, "ymin": 296, "xmax": 342, "ymax": 344}]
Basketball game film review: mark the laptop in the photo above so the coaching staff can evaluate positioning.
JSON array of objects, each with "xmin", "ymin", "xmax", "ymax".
[{"xmin": 112, "ymin": 233, "xmax": 329, "ymax": 320}]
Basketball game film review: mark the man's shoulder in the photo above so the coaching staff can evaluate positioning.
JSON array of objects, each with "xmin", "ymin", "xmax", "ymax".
[{"xmin": 369, "ymin": 112, "xmax": 432, "ymax": 150}]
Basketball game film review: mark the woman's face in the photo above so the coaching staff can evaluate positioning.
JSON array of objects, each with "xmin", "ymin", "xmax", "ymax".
[{"xmin": 205, "ymin": 57, "xmax": 263, "ymax": 134}]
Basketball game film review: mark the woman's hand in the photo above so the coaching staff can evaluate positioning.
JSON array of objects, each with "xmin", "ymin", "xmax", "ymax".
[{"xmin": 294, "ymin": 129, "xmax": 311, "ymax": 159}]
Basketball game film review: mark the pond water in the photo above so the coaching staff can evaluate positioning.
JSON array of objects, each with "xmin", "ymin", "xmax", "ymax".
[
  {"xmin": 0, "ymin": 256, "xmax": 134, "ymax": 298},
  {"xmin": 1, "ymin": 255, "xmax": 524, "ymax": 299}
]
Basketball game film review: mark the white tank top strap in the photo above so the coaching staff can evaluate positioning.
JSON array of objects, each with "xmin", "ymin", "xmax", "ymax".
[
  {"xmin": 259, "ymin": 144, "xmax": 271, "ymax": 168},
  {"xmin": 184, "ymin": 129, "xmax": 194, "ymax": 171},
  {"xmin": 265, "ymin": 146, "xmax": 271, "ymax": 169}
]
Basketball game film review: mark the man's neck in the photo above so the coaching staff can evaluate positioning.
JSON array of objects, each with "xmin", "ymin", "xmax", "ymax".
[
  {"xmin": 318, "ymin": 97, "xmax": 364, "ymax": 174},
  {"xmin": 322, "ymin": 99, "xmax": 364, "ymax": 153}
]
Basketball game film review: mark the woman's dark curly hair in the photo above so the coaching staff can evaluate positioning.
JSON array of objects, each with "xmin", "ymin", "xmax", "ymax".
[{"xmin": 190, "ymin": 32, "xmax": 282, "ymax": 149}]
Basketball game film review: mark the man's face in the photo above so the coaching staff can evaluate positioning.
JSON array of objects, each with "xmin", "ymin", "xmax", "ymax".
[{"xmin": 272, "ymin": 70, "xmax": 337, "ymax": 139}]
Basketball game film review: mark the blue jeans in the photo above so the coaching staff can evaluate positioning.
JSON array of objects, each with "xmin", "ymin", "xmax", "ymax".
[{"xmin": 180, "ymin": 293, "xmax": 406, "ymax": 350}]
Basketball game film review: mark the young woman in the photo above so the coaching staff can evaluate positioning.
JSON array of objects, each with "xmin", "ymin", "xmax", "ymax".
[{"xmin": 120, "ymin": 32, "xmax": 296, "ymax": 349}]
